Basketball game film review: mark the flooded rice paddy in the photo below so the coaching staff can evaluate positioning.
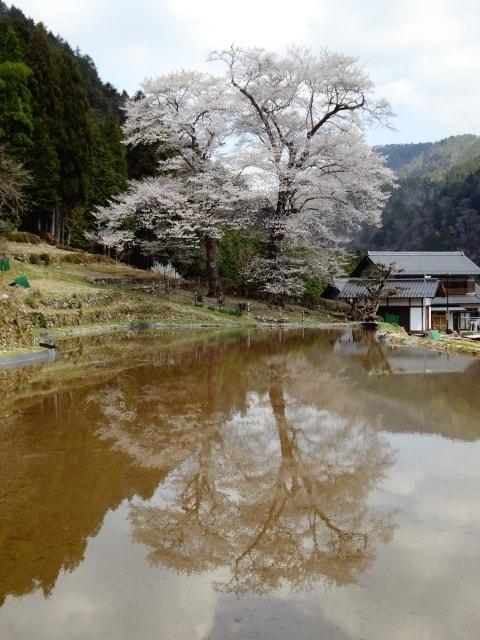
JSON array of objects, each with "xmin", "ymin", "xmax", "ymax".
[{"xmin": 1, "ymin": 328, "xmax": 480, "ymax": 639}]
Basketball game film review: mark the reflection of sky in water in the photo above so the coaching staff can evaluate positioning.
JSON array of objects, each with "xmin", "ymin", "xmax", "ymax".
[
  {"xmin": 1, "ymin": 330, "xmax": 480, "ymax": 639},
  {"xmin": 2, "ymin": 433, "xmax": 479, "ymax": 640}
]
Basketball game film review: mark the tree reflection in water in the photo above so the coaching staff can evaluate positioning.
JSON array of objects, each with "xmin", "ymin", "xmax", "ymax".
[{"xmin": 92, "ymin": 333, "xmax": 396, "ymax": 595}]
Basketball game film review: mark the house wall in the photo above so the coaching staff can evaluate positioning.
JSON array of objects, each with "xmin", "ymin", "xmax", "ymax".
[
  {"xmin": 380, "ymin": 297, "xmax": 433, "ymax": 331},
  {"xmin": 410, "ymin": 307, "xmax": 423, "ymax": 331},
  {"xmin": 382, "ymin": 297, "xmax": 432, "ymax": 307},
  {"xmin": 431, "ymin": 306, "xmax": 480, "ymax": 331}
]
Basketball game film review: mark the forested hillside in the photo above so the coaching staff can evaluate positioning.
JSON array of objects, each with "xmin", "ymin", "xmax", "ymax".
[
  {"xmin": 376, "ymin": 134, "xmax": 480, "ymax": 179},
  {"xmin": 367, "ymin": 135, "xmax": 480, "ymax": 262},
  {"xmin": 0, "ymin": 1, "xmax": 130, "ymax": 245}
]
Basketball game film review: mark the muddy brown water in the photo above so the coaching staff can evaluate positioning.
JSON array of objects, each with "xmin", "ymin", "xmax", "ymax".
[{"xmin": 1, "ymin": 328, "xmax": 480, "ymax": 639}]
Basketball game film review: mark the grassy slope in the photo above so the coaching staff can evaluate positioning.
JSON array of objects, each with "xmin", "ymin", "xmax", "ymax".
[{"xmin": 0, "ymin": 242, "xmax": 335, "ymax": 355}]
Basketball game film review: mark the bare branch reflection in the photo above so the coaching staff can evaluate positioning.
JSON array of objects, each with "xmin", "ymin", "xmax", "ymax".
[{"xmin": 91, "ymin": 334, "xmax": 396, "ymax": 594}]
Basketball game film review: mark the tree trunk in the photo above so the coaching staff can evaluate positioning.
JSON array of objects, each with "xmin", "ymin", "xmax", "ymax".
[
  {"xmin": 50, "ymin": 210, "xmax": 56, "ymax": 237},
  {"xmin": 267, "ymin": 190, "xmax": 289, "ymax": 307},
  {"xmin": 205, "ymin": 235, "xmax": 222, "ymax": 298},
  {"xmin": 267, "ymin": 226, "xmax": 285, "ymax": 307}
]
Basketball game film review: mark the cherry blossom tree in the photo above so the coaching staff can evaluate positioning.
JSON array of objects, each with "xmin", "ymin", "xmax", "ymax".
[
  {"xmin": 96, "ymin": 70, "xmax": 253, "ymax": 297},
  {"xmin": 210, "ymin": 46, "xmax": 395, "ymax": 301}
]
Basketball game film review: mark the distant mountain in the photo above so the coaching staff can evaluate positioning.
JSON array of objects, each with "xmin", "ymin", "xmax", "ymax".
[
  {"xmin": 376, "ymin": 134, "xmax": 480, "ymax": 179},
  {"xmin": 362, "ymin": 135, "xmax": 480, "ymax": 262}
]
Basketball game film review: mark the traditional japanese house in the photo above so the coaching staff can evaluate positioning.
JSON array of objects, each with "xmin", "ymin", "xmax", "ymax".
[{"xmin": 336, "ymin": 251, "xmax": 480, "ymax": 332}]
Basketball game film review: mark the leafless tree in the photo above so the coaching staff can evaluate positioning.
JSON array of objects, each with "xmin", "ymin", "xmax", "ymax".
[
  {"xmin": 350, "ymin": 263, "xmax": 401, "ymax": 321},
  {"xmin": 0, "ymin": 147, "xmax": 31, "ymax": 224}
]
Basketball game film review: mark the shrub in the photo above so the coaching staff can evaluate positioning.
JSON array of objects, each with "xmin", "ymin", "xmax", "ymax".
[
  {"xmin": 0, "ymin": 233, "xmax": 9, "ymax": 261},
  {"xmin": 58, "ymin": 251, "xmax": 114, "ymax": 265},
  {"xmin": 9, "ymin": 231, "xmax": 42, "ymax": 244},
  {"xmin": 302, "ymin": 277, "xmax": 325, "ymax": 309},
  {"xmin": 56, "ymin": 244, "xmax": 81, "ymax": 252},
  {"xmin": 207, "ymin": 305, "xmax": 243, "ymax": 317},
  {"xmin": 29, "ymin": 311, "xmax": 47, "ymax": 328},
  {"xmin": 59, "ymin": 253, "xmax": 85, "ymax": 264},
  {"xmin": 220, "ymin": 277, "xmax": 238, "ymax": 295},
  {"xmin": 39, "ymin": 232, "xmax": 56, "ymax": 245},
  {"xmin": 39, "ymin": 252, "xmax": 53, "ymax": 265},
  {"xmin": 151, "ymin": 261, "xmax": 182, "ymax": 279},
  {"xmin": 0, "ymin": 220, "xmax": 14, "ymax": 239},
  {"xmin": 24, "ymin": 290, "xmax": 45, "ymax": 309},
  {"xmin": 28, "ymin": 253, "xmax": 42, "ymax": 265}
]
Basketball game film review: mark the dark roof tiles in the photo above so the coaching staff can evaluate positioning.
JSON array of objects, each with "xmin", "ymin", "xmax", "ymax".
[
  {"xmin": 341, "ymin": 278, "xmax": 440, "ymax": 299},
  {"xmin": 366, "ymin": 251, "xmax": 480, "ymax": 275}
]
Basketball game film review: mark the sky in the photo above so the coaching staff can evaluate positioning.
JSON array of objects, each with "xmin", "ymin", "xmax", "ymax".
[{"xmin": 8, "ymin": 0, "xmax": 480, "ymax": 145}]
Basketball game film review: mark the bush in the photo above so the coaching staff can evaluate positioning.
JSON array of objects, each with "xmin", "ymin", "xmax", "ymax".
[
  {"xmin": 39, "ymin": 232, "xmax": 56, "ymax": 245},
  {"xmin": 32, "ymin": 312, "xmax": 48, "ymax": 328},
  {"xmin": 0, "ymin": 225, "xmax": 10, "ymax": 261},
  {"xmin": 39, "ymin": 252, "xmax": 53, "ymax": 265},
  {"xmin": 218, "ymin": 229, "xmax": 264, "ymax": 286},
  {"xmin": 220, "ymin": 277, "xmax": 238, "ymax": 295},
  {"xmin": 28, "ymin": 253, "xmax": 42, "ymax": 265},
  {"xmin": 56, "ymin": 244, "xmax": 82, "ymax": 252},
  {"xmin": 59, "ymin": 253, "xmax": 85, "ymax": 264},
  {"xmin": 24, "ymin": 290, "xmax": 45, "ymax": 308},
  {"xmin": 59, "ymin": 251, "xmax": 115, "ymax": 265},
  {"xmin": 9, "ymin": 230, "xmax": 42, "ymax": 244},
  {"xmin": 0, "ymin": 220, "xmax": 15, "ymax": 239},
  {"xmin": 302, "ymin": 277, "xmax": 325, "ymax": 309},
  {"xmin": 207, "ymin": 305, "xmax": 243, "ymax": 317},
  {"xmin": 317, "ymin": 297, "xmax": 350, "ymax": 313}
]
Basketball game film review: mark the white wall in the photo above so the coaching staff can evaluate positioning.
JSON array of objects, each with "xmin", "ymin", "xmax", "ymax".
[
  {"xmin": 448, "ymin": 312, "xmax": 454, "ymax": 332},
  {"xmin": 410, "ymin": 307, "xmax": 423, "ymax": 331}
]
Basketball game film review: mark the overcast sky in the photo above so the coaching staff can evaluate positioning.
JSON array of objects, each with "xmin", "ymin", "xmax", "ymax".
[{"xmin": 9, "ymin": 0, "xmax": 480, "ymax": 145}]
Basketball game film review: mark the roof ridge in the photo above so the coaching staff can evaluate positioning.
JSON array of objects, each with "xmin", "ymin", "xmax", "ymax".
[{"xmin": 367, "ymin": 251, "xmax": 465, "ymax": 255}]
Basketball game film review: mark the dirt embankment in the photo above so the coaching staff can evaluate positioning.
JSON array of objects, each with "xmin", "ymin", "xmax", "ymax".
[{"xmin": 0, "ymin": 241, "xmax": 336, "ymax": 356}]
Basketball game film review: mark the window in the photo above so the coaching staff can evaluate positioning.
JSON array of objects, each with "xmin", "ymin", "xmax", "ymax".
[{"xmin": 431, "ymin": 311, "xmax": 447, "ymax": 331}]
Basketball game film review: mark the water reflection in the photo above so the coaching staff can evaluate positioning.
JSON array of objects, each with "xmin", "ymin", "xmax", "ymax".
[
  {"xmin": 120, "ymin": 355, "xmax": 395, "ymax": 594},
  {"xmin": 0, "ymin": 330, "xmax": 396, "ymax": 606},
  {"xmin": 1, "ymin": 328, "xmax": 480, "ymax": 626},
  {"xmin": 336, "ymin": 328, "xmax": 477, "ymax": 376}
]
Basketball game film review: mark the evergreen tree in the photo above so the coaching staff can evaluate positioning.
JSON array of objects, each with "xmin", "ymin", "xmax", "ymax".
[
  {"xmin": 92, "ymin": 111, "xmax": 127, "ymax": 204},
  {"xmin": 25, "ymin": 117, "xmax": 60, "ymax": 233},
  {"xmin": 103, "ymin": 110, "xmax": 127, "ymax": 188},
  {"xmin": 25, "ymin": 25, "xmax": 62, "ymax": 233},
  {"xmin": 0, "ymin": 5, "xmax": 137, "ymax": 244},
  {"xmin": 0, "ymin": 23, "xmax": 24, "ymax": 61},
  {"xmin": 56, "ymin": 51, "xmax": 95, "ymax": 212},
  {"xmin": 125, "ymin": 91, "xmax": 161, "ymax": 180},
  {"xmin": 0, "ymin": 26, "xmax": 33, "ymax": 160}
]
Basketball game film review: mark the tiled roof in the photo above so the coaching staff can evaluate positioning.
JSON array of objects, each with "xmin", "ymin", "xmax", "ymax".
[
  {"xmin": 367, "ymin": 251, "xmax": 480, "ymax": 275},
  {"xmin": 432, "ymin": 284, "xmax": 480, "ymax": 306},
  {"xmin": 341, "ymin": 278, "xmax": 440, "ymax": 299},
  {"xmin": 333, "ymin": 277, "xmax": 348, "ymax": 290}
]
